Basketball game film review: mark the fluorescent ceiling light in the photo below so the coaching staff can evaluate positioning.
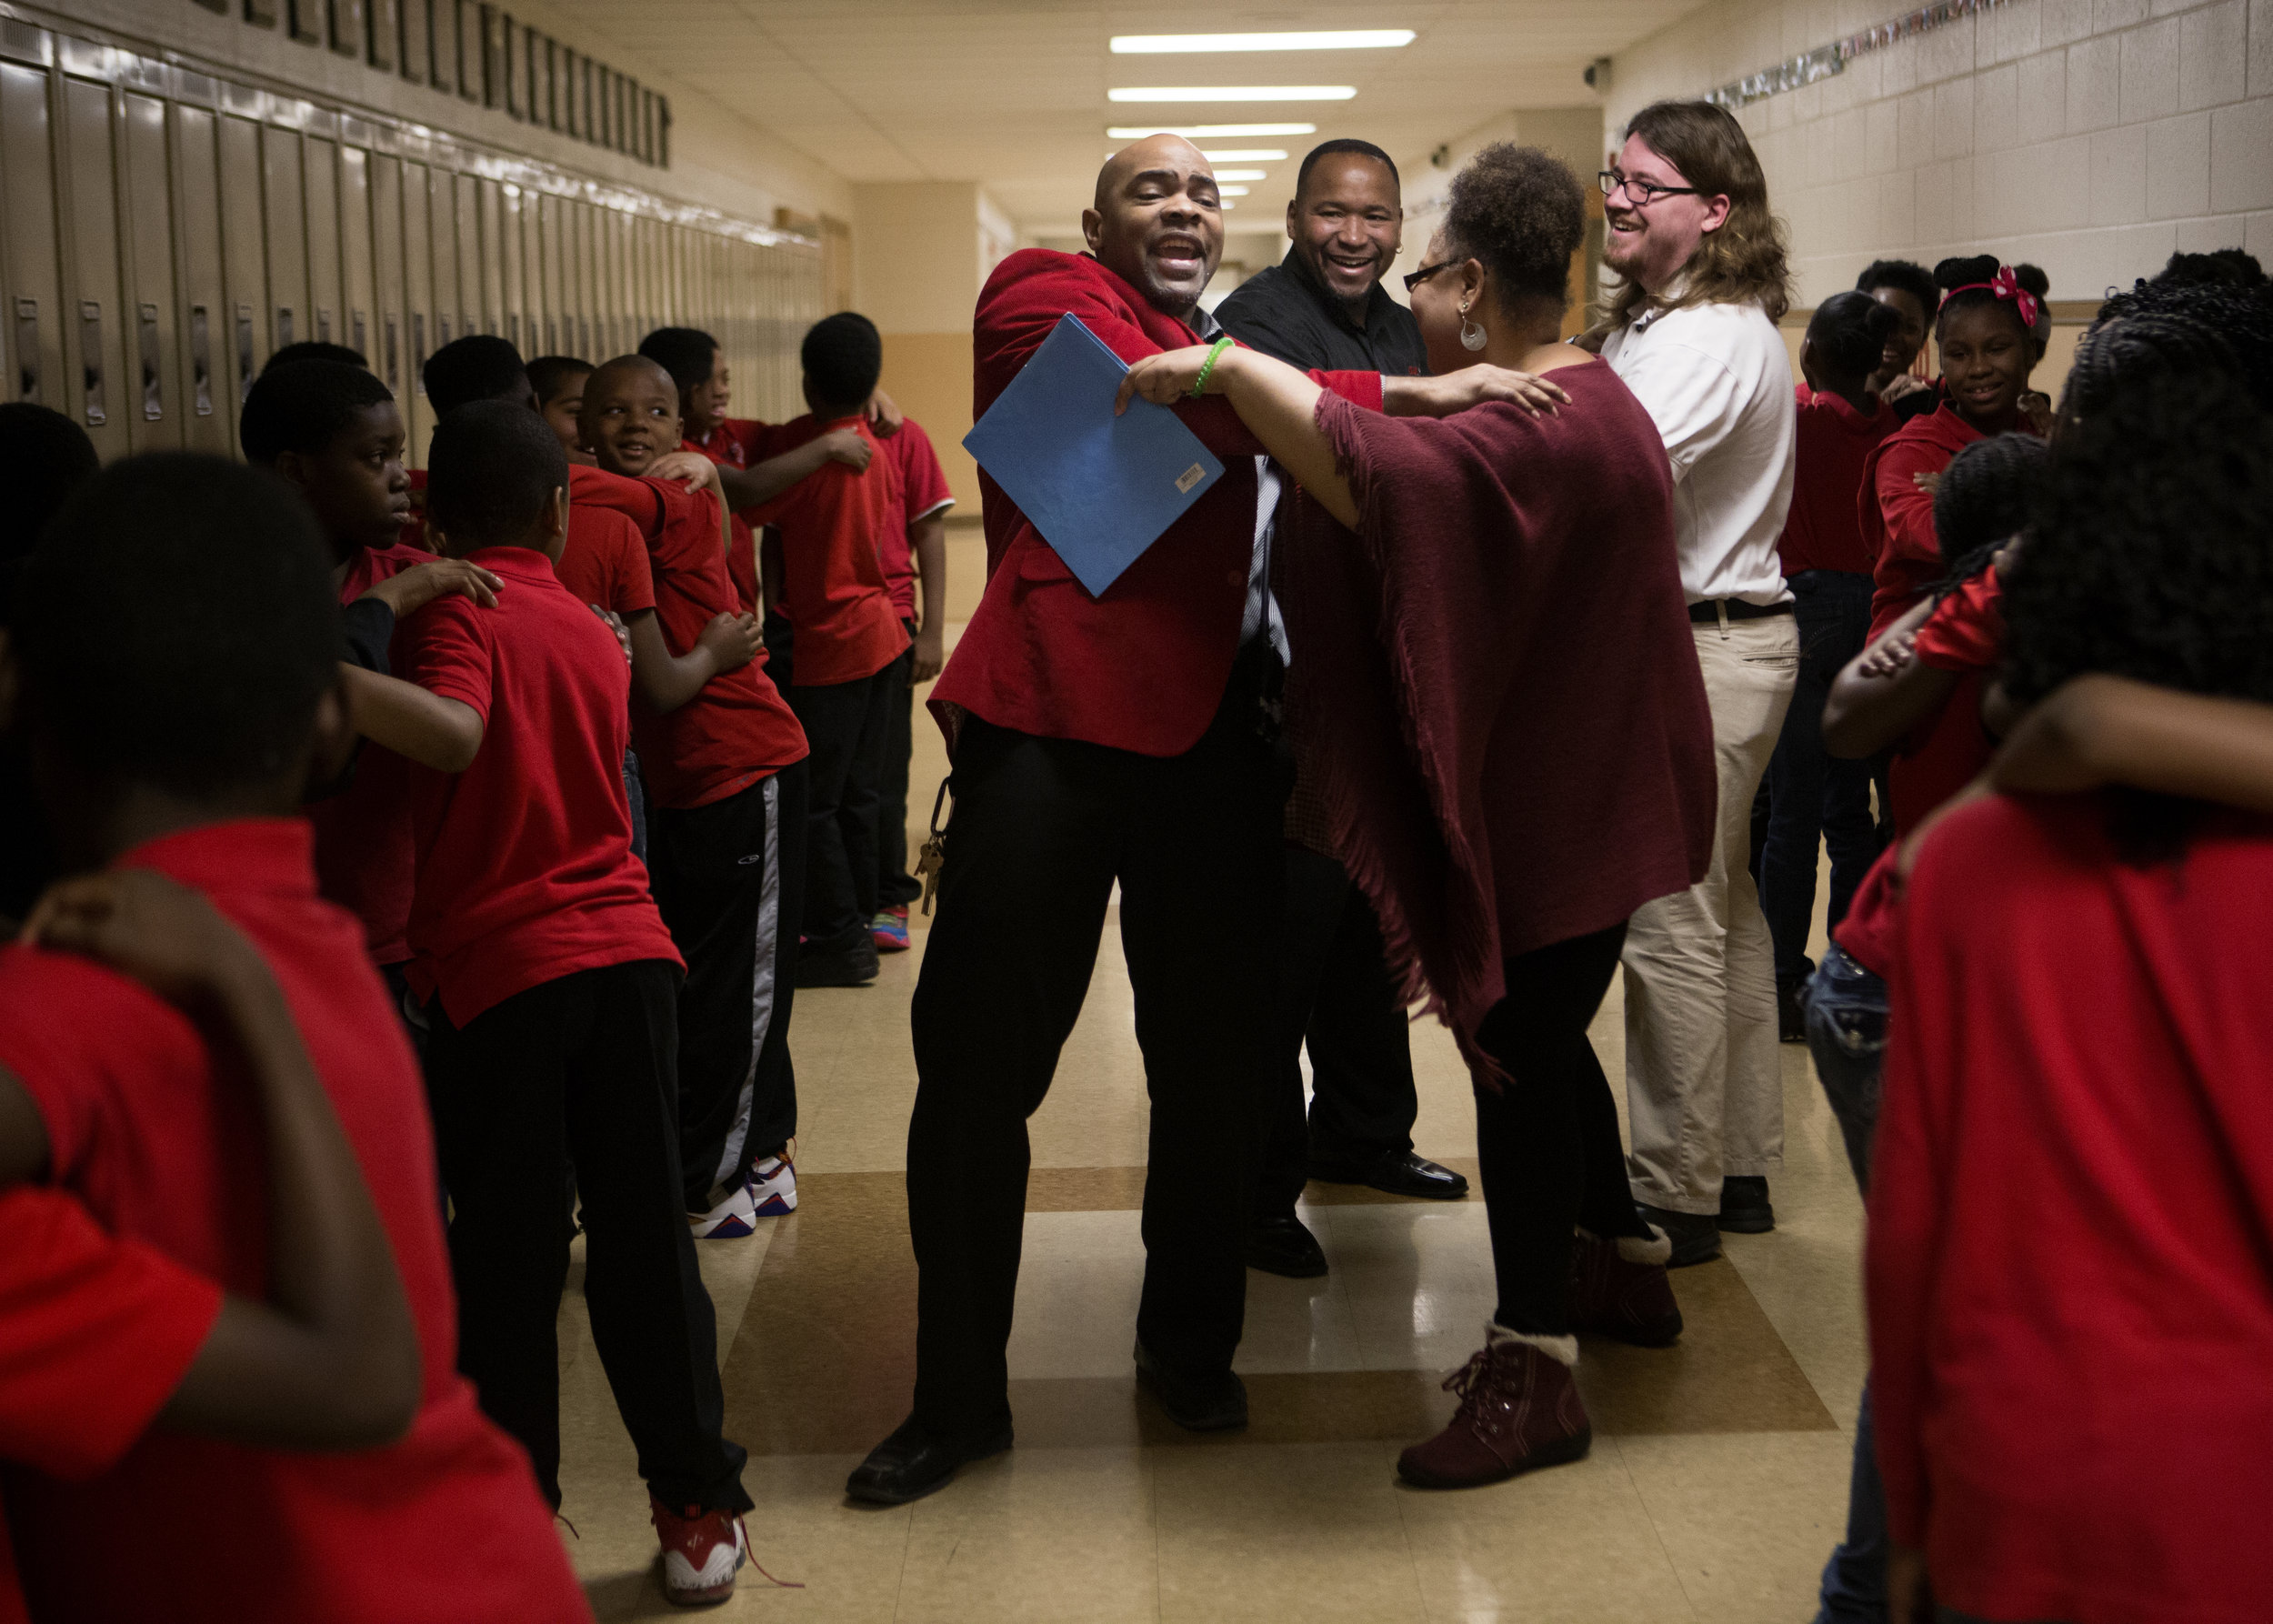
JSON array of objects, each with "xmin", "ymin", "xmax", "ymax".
[
  {"xmin": 1218, "ymin": 185, "xmax": 1251, "ymax": 195},
  {"xmin": 1198, "ymin": 148, "xmax": 1287, "ymax": 161},
  {"xmin": 1212, "ymin": 168, "xmax": 1268, "ymax": 181},
  {"xmin": 1112, "ymin": 30, "xmax": 1414, "ymax": 53},
  {"xmin": 1108, "ymin": 86, "xmax": 1357, "ymax": 103},
  {"xmin": 1107, "ymin": 122, "xmax": 1317, "ymax": 137}
]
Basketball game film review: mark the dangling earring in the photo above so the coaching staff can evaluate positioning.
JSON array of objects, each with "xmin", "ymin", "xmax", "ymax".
[{"xmin": 1459, "ymin": 299, "xmax": 1487, "ymax": 352}]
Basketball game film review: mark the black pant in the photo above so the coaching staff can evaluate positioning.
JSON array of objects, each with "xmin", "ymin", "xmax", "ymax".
[
  {"xmin": 906, "ymin": 672, "xmax": 1285, "ymax": 1434},
  {"xmin": 647, "ymin": 761, "xmax": 807, "ymax": 1209},
  {"xmin": 1255, "ymin": 846, "xmax": 1418, "ymax": 1219},
  {"xmin": 877, "ymin": 622, "xmax": 923, "ymax": 911},
  {"xmin": 787, "ymin": 665, "xmax": 896, "ymax": 954},
  {"xmin": 1472, "ymin": 921, "xmax": 1643, "ymax": 1338},
  {"xmin": 422, "ymin": 959, "xmax": 752, "ymax": 1513}
]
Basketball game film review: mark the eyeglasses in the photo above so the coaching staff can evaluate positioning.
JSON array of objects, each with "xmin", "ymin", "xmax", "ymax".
[
  {"xmin": 1402, "ymin": 260, "xmax": 1454, "ymax": 293},
  {"xmin": 1598, "ymin": 169, "xmax": 1700, "ymax": 207}
]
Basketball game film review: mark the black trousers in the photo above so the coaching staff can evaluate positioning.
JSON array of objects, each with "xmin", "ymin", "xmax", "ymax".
[
  {"xmin": 422, "ymin": 958, "xmax": 752, "ymax": 1514},
  {"xmin": 1472, "ymin": 920, "xmax": 1646, "ymax": 1338},
  {"xmin": 1255, "ymin": 846, "xmax": 1420, "ymax": 1218},
  {"xmin": 787, "ymin": 665, "xmax": 896, "ymax": 954},
  {"xmin": 647, "ymin": 761, "xmax": 807, "ymax": 1209},
  {"xmin": 906, "ymin": 674, "xmax": 1286, "ymax": 1435},
  {"xmin": 877, "ymin": 623, "xmax": 923, "ymax": 911}
]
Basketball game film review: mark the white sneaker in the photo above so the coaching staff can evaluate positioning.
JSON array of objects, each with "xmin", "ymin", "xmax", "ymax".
[
  {"xmin": 749, "ymin": 1155, "xmax": 796, "ymax": 1216},
  {"xmin": 687, "ymin": 1178, "xmax": 758, "ymax": 1240}
]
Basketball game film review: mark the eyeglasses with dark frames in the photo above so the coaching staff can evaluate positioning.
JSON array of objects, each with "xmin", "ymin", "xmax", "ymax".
[
  {"xmin": 1598, "ymin": 169, "xmax": 1701, "ymax": 207},
  {"xmin": 1402, "ymin": 260, "xmax": 1455, "ymax": 293}
]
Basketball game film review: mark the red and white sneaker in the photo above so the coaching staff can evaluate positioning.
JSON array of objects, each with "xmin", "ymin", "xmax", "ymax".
[
  {"xmin": 650, "ymin": 1498, "xmax": 747, "ymax": 1607},
  {"xmin": 749, "ymin": 1154, "xmax": 796, "ymax": 1216}
]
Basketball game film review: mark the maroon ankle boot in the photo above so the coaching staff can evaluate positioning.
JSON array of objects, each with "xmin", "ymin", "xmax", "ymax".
[
  {"xmin": 1396, "ymin": 1325, "xmax": 1591, "ymax": 1489},
  {"xmin": 1567, "ymin": 1225, "xmax": 1683, "ymax": 1347}
]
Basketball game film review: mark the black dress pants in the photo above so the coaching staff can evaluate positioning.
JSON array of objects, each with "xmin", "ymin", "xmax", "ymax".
[
  {"xmin": 648, "ymin": 760, "xmax": 808, "ymax": 1209},
  {"xmin": 788, "ymin": 665, "xmax": 896, "ymax": 954},
  {"xmin": 876, "ymin": 623, "xmax": 924, "ymax": 910},
  {"xmin": 1255, "ymin": 846, "xmax": 1420, "ymax": 1219},
  {"xmin": 1471, "ymin": 921, "xmax": 1647, "ymax": 1338},
  {"xmin": 422, "ymin": 958, "xmax": 752, "ymax": 1514},
  {"xmin": 906, "ymin": 677, "xmax": 1285, "ymax": 1436}
]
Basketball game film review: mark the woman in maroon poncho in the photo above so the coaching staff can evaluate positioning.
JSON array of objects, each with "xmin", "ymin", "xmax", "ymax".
[{"xmin": 1123, "ymin": 144, "xmax": 1716, "ymax": 1489}]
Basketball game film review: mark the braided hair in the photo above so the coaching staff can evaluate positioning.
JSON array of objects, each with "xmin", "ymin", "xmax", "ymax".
[
  {"xmin": 1930, "ymin": 432, "xmax": 2050, "ymax": 596},
  {"xmin": 2091, "ymin": 278, "xmax": 2273, "ymax": 408},
  {"xmin": 2058, "ymin": 311, "xmax": 2243, "ymax": 429}
]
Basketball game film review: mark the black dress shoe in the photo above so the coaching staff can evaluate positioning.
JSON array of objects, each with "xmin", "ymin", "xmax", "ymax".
[
  {"xmin": 1133, "ymin": 1340, "xmax": 1247, "ymax": 1431},
  {"xmin": 797, "ymin": 940, "xmax": 880, "ymax": 988},
  {"xmin": 1309, "ymin": 1149, "xmax": 1470, "ymax": 1200},
  {"xmin": 1634, "ymin": 1202, "xmax": 1722, "ymax": 1267},
  {"xmin": 1244, "ymin": 1213, "xmax": 1327, "ymax": 1278},
  {"xmin": 1717, "ymin": 1175, "xmax": 1776, "ymax": 1234},
  {"xmin": 1777, "ymin": 979, "xmax": 1808, "ymax": 1044},
  {"xmin": 845, "ymin": 1415, "xmax": 1013, "ymax": 1506}
]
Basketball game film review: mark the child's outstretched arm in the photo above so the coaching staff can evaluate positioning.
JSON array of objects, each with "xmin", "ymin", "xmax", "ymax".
[
  {"xmin": 625, "ymin": 606, "xmax": 763, "ymax": 715},
  {"xmin": 1990, "ymin": 675, "xmax": 2273, "ymax": 809},
  {"xmin": 1822, "ymin": 597, "xmax": 1956, "ymax": 758},
  {"xmin": 3, "ymin": 870, "xmax": 420, "ymax": 1449},
  {"xmin": 335, "ymin": 665, "xmax": 484, "ymax": 773}
]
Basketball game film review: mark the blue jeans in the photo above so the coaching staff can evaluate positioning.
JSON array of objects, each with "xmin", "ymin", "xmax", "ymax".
[
  {"xmin": 1763, "ymin": 571, "xmax": 1883, "ymax": 987},
  {"xmin": 1804, "ymin": 944, "xmax": 1889, "ymax": 1624}
]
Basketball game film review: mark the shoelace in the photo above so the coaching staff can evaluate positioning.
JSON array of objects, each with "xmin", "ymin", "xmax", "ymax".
[{"xmin": 1441, "ymin": 1348, "xmax": 1500, "ymax": 1406}]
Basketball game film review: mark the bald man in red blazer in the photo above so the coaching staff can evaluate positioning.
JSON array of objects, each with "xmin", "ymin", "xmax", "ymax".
[{"xmin": 848, "ymin": 136, "xmax": 1537, "ymax": 1508}]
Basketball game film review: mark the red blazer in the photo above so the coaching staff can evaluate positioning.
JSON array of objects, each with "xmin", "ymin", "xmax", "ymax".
[{"xmin": 930, "ymin": 248, "xmax": 1381, "ymax": 757}]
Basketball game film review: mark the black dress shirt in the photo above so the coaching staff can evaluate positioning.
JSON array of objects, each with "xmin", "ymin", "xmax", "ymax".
[{"xmin": 1215, "ymin": 251, "xmax": 1429, "ymax": 376}]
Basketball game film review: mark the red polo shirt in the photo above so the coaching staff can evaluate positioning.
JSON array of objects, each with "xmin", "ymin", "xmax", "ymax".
[
  {"xmin": 555, "ymin": 501, "xmax": 656, "ymax": 617},
  {"xmin": 397, "ymin": 546, "xmax": 682, "ymax": 1026},
  {"xmin": 686, "ymin": 418, "xmax": 776, "ymax": 614},
  {"xmin": 1779, "ymin": 384, "xmax": 1895, "ymax": 576},
  {"xmin": 0, "ymin": 820, "xmax": 588, "ymax": 1623},
  {"xmin": 307, "ymin": 541, "xmax": 435, "ymax": 967},
  {"xmin": 746, "ymin": 415, "xmax": 910, "ymax": 687},
  {"xmin": 876, "ymin": 416, "xmax": 956, "ymax": 620}
]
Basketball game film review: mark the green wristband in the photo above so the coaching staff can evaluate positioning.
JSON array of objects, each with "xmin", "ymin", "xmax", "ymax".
[{"xmin": 1190, "ymin": 336, "xmax": 1235, "ymax": 398}]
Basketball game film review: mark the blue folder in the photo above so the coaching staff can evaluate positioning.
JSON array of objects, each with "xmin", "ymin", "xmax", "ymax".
[{"xmin": 962, "ymin": 313, "xmax": 1226, "ymax": 597}]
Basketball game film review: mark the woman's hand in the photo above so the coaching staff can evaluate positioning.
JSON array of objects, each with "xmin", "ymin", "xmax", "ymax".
[
  {"xmin": 20, "ymin": 870, "xmax": 264, "ymax": 1010},
  {"xmin": 1116, "ymin": 346, "xmax": 1222, "ymax": 413},
  {"xmin": 1383, "ymin": 366, "xmax": 1571, "ymax": 419}
]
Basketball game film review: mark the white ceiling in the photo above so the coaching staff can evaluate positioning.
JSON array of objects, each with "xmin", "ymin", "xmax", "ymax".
[{"xmin": 547, "ymin": 2, "xmax": 1707, "ymax": 234}]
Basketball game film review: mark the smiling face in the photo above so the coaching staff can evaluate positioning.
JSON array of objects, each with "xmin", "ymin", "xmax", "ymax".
[
  {"xmin": 578, "ymin": 357, "xmax": 683, "ymax": 476},
  {"xmin": 683, "ymin": 346, "xmax": 731, "ymax": 439},
  {"xmin": 1936, "ymin": 300, "xmax": 2033, "ymax": 431},
  {"xmin": 280, "ymin": 400, "xmax": 410, "ymax": 560},
  {"xmin": 1407, "ymin": 228, "xmax": 1484, "ymax": 376},
  {"xmin": 1599, "ymin": 132, "xmax": 1727, "ymax": 296},
  {"xmin": 1084, "ymin": 135, "xmax": 1224, "ymax": 320},
  {"xmin": 1288, "ymin": 152, "xmax": 1402, "ymax": 316},
  {"xmin": 1868, "ymin": 286, "xmax": 1929, "ymax": 383},
  {"xmin": 537, "ymin": 370, "xmax": 590, "ymax": 456}
]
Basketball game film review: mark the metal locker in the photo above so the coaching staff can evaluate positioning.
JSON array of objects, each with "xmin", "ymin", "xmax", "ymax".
[
  {"xmin": 451, "ymin": 171, "xmax": 479, "ymax": 338},
  {"xmin": 60, "ymin": 77, "xmax": 128, "ymax": 459},
  {"xmin": 456, "ymin": 0, "xmax": 481, "ymax": 105},
  {"xmin": 330, "ymin": 0, "xmax": 366, "ymax": 59},
  {"xmin": 260, "ymin": 125, "xmax": 309, "ymax": 356},
  {"xmin": 400, "ymin": 159, "xmax": 434, "ymax": 462},
  {"xmin": 366, "ymin": 0, "xmax": 396, "ymax": 72},
  {"xmin": 304, "ymin": 136, "xmax": 342, "ymax": 349},
  {"xmin": 497, "ymin": 184, "xmax": 522, "ymax": 353},
  {"xmin": 367, "ymin": 152, "xmax": 406, "ymax": 396},
  {"xmin": 476, "ymin": 175, "xmax": 503, "ymax": 336},
  {"xmin": 568, "ymin": 199, "xmax": 593, "ymax": 359},
  {"xmin": 0, "ymin": 63, "xmax": 65, "ymax": 413},
  {"xmin": 399, "ymin": 0, "xmax": 431, "ymax": 86},
  {"xmin": 215, "ymin": 114, "xmax": 268, "ymax": 402},
  {"xmin": 167, "ymin": 104, "xmax": 231, "ymax": 452},
  {"xmin": 120, "ymin": 93, "xmax": 182, "ymax": 452},
  {"xmin": 425, "ymin": 163, "xmax": 456, "ymax": 349},
  {"xmin": 338, "ymin": 145, "xmax": 374, "ymax": 363}
]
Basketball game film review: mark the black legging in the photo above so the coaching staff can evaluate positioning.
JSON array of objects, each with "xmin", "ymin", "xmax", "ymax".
[{"xmin": 1473, "ymin": 919, "xmax": 1647, "ymax": 1337}]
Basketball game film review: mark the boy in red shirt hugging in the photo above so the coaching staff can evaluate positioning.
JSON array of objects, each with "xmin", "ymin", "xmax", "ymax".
[
  {"xmin": 405, "ymin": 403, "xmax": 756, "ymax": 1605},
  {"xmin": 0, "ymin": 455, "xmax": 586, "ymax": 1622}
]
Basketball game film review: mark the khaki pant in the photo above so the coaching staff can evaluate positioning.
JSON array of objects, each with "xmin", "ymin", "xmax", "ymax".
[{"xmin": 1623, "ymin": 612, "xmax": 1799, "ymax": 1215}]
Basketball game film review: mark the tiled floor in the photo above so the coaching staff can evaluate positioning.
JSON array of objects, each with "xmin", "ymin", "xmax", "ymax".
[{"xmin": 556, "ymin": 528, "xmax": 1864, "ymax": 1620}]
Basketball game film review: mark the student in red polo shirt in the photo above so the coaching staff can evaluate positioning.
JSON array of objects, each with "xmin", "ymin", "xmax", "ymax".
[
  {"xmin": 0, "ymin": 454, "xmax": 587, "ymax": 1622},
  {"xmin": 741, "ymin": 316, "xmax": 910, "ymax": 988},
  {"xmin": 581, "ymin": 356, "xmax": 815, "ymax": 1231},
  {"xmin": 405, "ymin": 402, "xmax": 756, "ymax": 1604}
]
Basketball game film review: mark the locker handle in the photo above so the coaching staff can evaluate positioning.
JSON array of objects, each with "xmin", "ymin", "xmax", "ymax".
[
  {"xmin": 317, "ymin": 308, "xmax": 332, "ymax": 343},
  {"xmin": 384, "ymin": 313, "xmax": 399, "ymax": 393},
  {"xmin": 189, "ymin": 305, "xmax": 214, "ymax": 417},
  {"xmin": 236, "ymin": 304, "xmax": 255, "ymax": 406},
  {"xmin": 352, "ymin": 310, "xmax": 367, "ymax": 357},
  {"xmin": 276, "ymin": 306, "xmax": 295, "ymax": 347},
  {"xmin": 139, "ymin": 303, "xmax": 164, "ymax": 422},
  {"xmin": 411, "ymin": 311, "xmax": 426, "ymax": 394},
  {"xmin": 14, "ymin": 299, "xmax": 36, "ymax": 405},
  {"xmin": 79, "ymin": 301, "xmax": 106, "ymax": 428}
]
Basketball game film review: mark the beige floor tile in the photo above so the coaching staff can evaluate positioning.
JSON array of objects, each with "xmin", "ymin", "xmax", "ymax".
[
  {"xmin": 895, "ymin": 1446, "xmax": 1158, "ymax": 1624},
  {"xmin": 1617, "ymin": 1430, "xmax": 1854, "ymax": 1624}
]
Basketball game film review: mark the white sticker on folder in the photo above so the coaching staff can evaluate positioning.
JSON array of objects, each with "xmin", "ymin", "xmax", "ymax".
[{"xmin": 1176, "ymin": 463, "xmax": 1206, "ymax": 494}]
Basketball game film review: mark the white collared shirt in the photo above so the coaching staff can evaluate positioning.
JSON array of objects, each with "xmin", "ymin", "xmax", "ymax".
[
  {"xmin": 1194, "ymin": 304, "xmax": 1292, "ymax": 664},
  {"xmin": 1601, "ymin": 296, "xmax": 1796, "ymax": 606}
]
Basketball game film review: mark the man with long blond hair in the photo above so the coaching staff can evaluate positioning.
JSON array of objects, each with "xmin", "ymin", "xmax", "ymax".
[{"xmin": 1592, "ymin": 99, "xmax": 1799, "ymax": 1266}]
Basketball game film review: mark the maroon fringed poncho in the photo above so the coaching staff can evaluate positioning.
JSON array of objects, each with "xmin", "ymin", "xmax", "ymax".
[{"xmin": 1279, "ymin": 359, "xmax": 1716, "ymax": 1068}]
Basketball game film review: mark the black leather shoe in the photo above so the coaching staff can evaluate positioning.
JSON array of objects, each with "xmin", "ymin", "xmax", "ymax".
[
  {"xmin": 1634, "ymin": 1202, "xmax": 1722, "ymax": 1267},
  {"xmin": 1777, "ymin": 979, "xmax": 1808, "ymax": 1044},
  {"xmin": 797, "ymin": 940, "xmax": 880, "ymax": 988},
  {"xmin": 1244, "ymin": 1214, "xmax": 1327, "ymax": 1278},
  {"xmin": 1134, "ymin": 1340, "xmax": 1247, "ymax": 1431},
  {"xmin": 1717, "ymin": 1175, "xmax": 1776, "ymax": 1234},
  {"xmin": 1309, "ymin": 1149, "xmax": 1470, "ymax": 1200},
  {"xmin": 845, "ymin": 1414, "xmax": 1013, "ymax": 1506}
]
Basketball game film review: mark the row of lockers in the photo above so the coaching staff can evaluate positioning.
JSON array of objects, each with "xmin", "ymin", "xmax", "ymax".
[{"xmin": 0, "ymin": 25, "xmax": 820, "ymax": 469}]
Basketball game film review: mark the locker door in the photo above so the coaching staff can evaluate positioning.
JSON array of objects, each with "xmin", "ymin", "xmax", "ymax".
[
  {"xmin": 260, "ymin": 125, "xmax": 309, "ymax": 355},
  {"xmin": 451, "ymin": 171, "xmax": 479, "ymax": 338},
  {"xmin": 400, "ymin": 159, "xmax": 434, "ymax": 463},
  {"xmin": 61, "ymin": 77, "xmax": 129, "ymax": 460},
  {"xmin": 500, "ymin": 185, "xmax": 526, "ymax": 354},
  {"xmin": 168, "ymin": 105, "xmax": 230, "ymax": 453},
  {"xmin": 606, "ymin": 208, "xmax": 630, "ymax": 356},
  {"xmin": 120, "ymin": 92, "xmax": 182, "ymax": 452},
  {"xmin": 476, "ymin": 175, "xmax": 503, "ymax": 336},
  {"xmin": 534, "ymin": 191, "xmax": 559, "ymax": 357},
  {"xmin": 304, "ymin": 135, "xmax": 342, "ymax": 347},
  {"xmin": 339, "ymin": 145, "xmax": 375, "ymax": 362},
  {"xmin": 515, "ymin": 185, "xmax": 543, "ymax": 358},
  {"xmin": 426, "ymin": 162, "xmax": 456, "ymax": 349},
  {"xmin": 215, "ymin": 114, "xmax": 269, "ymax": 404},
  {"xmin": 0, "ymin": 63, "xmax": 65, "ymax": 413},
  {"xmin": 568, "ymin": 199, "xmax": 593, "ymax": 360},
  {"xmin": 368, "ymin": 153, "xmax": 406, "ymax": 397}
]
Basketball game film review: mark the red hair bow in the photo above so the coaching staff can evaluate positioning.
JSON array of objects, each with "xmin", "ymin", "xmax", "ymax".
[{"xmin": 1939, "ymin": 264, "xmax": 2041, "ymax": 330}]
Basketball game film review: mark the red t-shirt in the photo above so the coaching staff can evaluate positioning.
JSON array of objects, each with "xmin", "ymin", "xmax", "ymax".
[
  {"xmin": 307, "ymin": 542, "xmax": 435, "ymax": 967},
  {"xmin": 0, "ymin": 821, "xmax": 588, "ymax": 1623},
  {"xmin": 875, "ymin": 417, "xmax": 956, "ymax": 620},
  {"xmin": 1778, "ymin": 384, "xmax": 1895, "ymax": 577},
  {"xmin": 1887, "ymin": 568, "xmax": 2004, "ymax": 838},
  {"xmin": 686, "ymin": 418, "xmax": 776, "ymax": 615},
  {"xmin": 1870, "ymin": 794, "xmax": 2273, "ymax": 1624},
  {"xmin": 0, "ymin": 1188, "xmax": 223, "ymax": 1624},
  {"xmin": 397, "ymin": 546, "xmax": 683, "ymax": 1026},
  {"xmin": 746, "ymin": 416, "xmax": 911, "ymax": 687},
  {"xmin": 555, "ymin": 500, "xmax": 656, "ymax": 617}
]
